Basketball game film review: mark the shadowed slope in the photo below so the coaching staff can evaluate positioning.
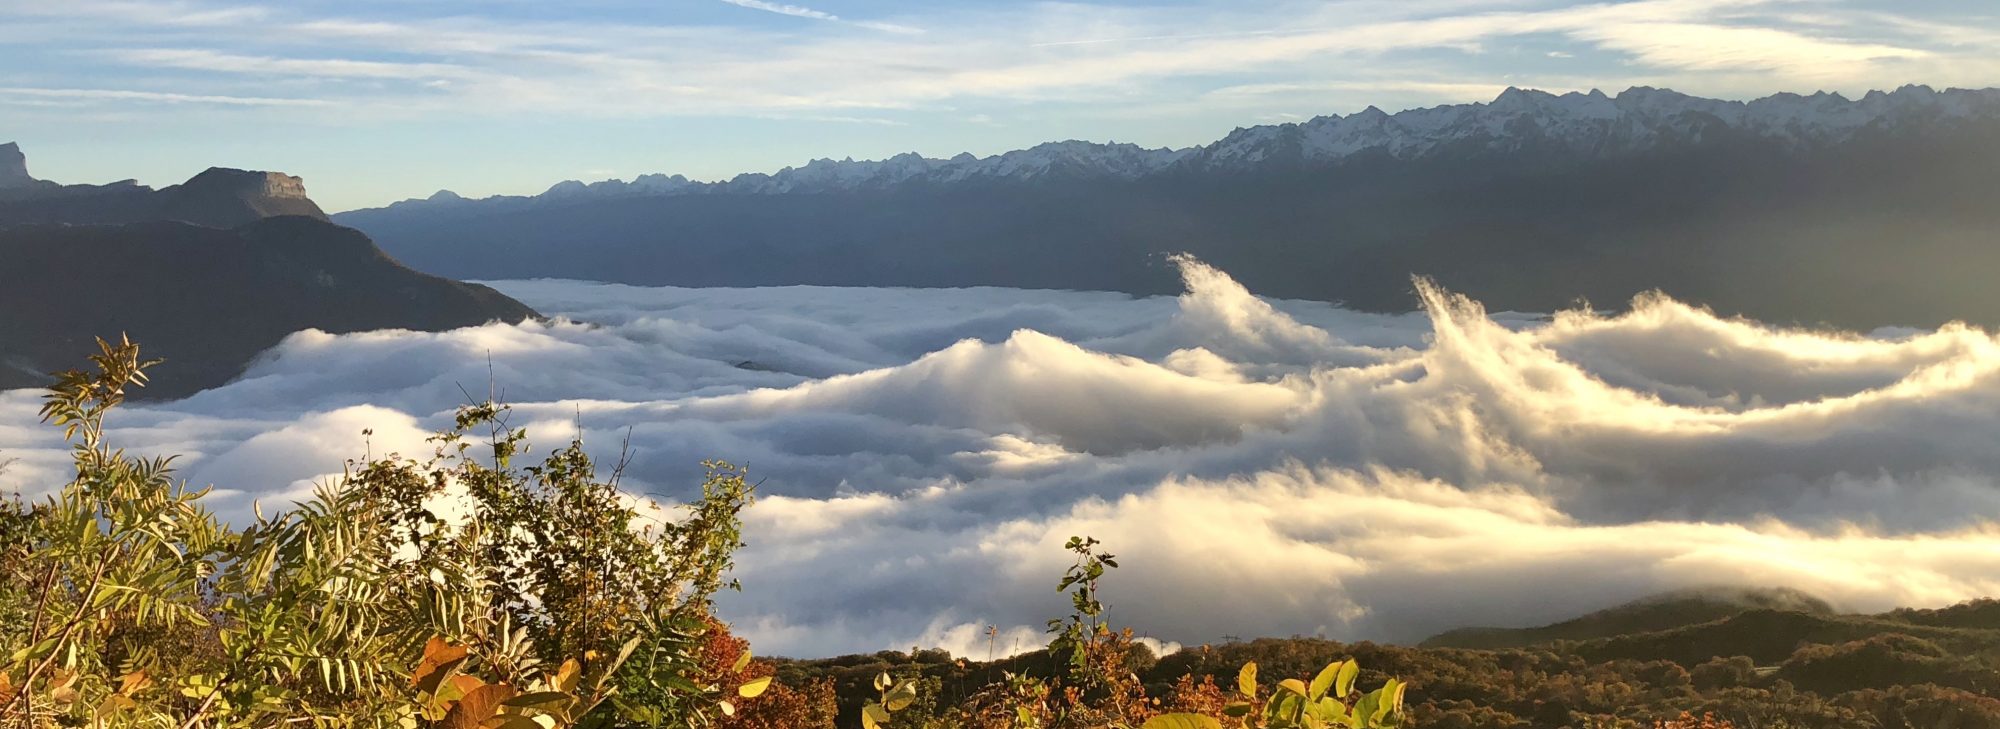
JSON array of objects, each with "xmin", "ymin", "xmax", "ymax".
[{"xmin": 0, "ymin": 216, "xmax": 537, "ymax": 398}]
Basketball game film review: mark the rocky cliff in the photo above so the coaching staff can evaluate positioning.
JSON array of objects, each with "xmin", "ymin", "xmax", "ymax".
[
  {"xmin": 0, "ymin": 144, "xmax": 328, "ymax": 228},
  {"xmin": 0, "ymin": 146, "xmax": 538, "ymax": 398}
]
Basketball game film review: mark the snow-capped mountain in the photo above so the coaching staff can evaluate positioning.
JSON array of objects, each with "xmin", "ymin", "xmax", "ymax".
[
  {"xmin": 333, "ymin": 81, "xmax": 2000, "ymax": 330},
  {"xmin": 370, "ymin": 84, "xmax": 2000, "ymax": 212},
  {"xmin": 1200, "ymin": 85, "xmax": 2000, "ymax": 166}
]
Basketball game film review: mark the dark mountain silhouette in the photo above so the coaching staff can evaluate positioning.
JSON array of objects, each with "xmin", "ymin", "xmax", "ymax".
[
  {"xmin": 0, "ymin": 146, "xmax": 538, "ymax": 398},
  {"xmin": 0, "ymin": 151, "xmax": 327, "ymax": 228},
  {"xmin": 1421, "ymin": 586, "xmax": 1836, "ymax": 650},
  {"xmin": 0, "ymin": 142, "xmax": 36, "ymax": 189},
  {"xmin": 337, "ymin": 85, "xmax": 2000, "ymax": 330}
]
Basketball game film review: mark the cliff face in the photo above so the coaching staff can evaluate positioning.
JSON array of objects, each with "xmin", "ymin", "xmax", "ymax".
[
  {"xmin": 0, "ymin": 144, "xmax": 328, "ymax": 228},
  {"xmin": 160, "ymin": 167, "xmax": 328, "ymax": 227},
  {"xmin": 0, "ymin": 142, "xmax": 33, "ymax": 188}
]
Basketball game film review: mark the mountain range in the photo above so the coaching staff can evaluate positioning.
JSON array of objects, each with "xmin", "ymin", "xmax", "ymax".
[
  {"xmin": 0, "ymin": 145, "xmax": 537, "ymax": 398},
  {"xmin": 338, "ymin": 84, "xmax": 2000, "ymax": 330}
]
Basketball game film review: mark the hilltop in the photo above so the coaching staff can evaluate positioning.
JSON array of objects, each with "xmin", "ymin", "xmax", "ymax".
[{"xmin": 0, "ymin": 145, "xmax": 536, "ymax": 398}]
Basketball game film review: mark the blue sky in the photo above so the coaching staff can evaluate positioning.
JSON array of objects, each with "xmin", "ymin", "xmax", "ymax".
[{"xmin": 3, "ymin": 0, "xmax": 1995, "ymax": 211}]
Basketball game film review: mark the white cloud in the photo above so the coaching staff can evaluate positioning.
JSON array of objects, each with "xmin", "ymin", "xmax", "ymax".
[
  {"xmin": 3, "ymin": 0, "xmax": 1993, "ymax": 119},
  {"xmin": 716, "ymin": 0, "xmax": 922, "ymax": 34},
  {"xmin": 0, "ymin": 86, "xmax": 327, "ymax": 106},
  {"xmin": 720, "ymin": 0, "xmax": 839, "ymax": 23},
  {"xmin": 9, "ymin": 259, "xmax": 2000, "ymax": 658},
  {"xmin": 108, "ymin": 48, "xmax": 471, "ymax": 80}
]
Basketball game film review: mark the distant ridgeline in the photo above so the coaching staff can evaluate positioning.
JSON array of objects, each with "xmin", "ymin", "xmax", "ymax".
[
  {"xmin": 339, "ymin": 85, "xmax": 2000, "ymax": 330},
  {"xmin": 776, "ymin": 587, "xmax": 2000, "ymax": 729},
  {"xmin": 0, "ymin": 143, "xmax": 538, "ymax": 398}
]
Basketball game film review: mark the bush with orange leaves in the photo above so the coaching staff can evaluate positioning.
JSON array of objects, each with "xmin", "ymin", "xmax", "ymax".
[{"xmin": 693, "ymin": 616, "xmax": 840, "ymax": 729}]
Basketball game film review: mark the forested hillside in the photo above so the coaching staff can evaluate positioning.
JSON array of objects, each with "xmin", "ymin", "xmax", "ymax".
[{"xmin": 773, "ymin": 597, "xmax": 2000, "ymax": 728}]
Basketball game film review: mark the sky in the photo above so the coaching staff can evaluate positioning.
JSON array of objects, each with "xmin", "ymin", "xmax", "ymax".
[
  {"xmin": 10, "ymin": 259, "xmax": 2000, "ymax": 657},
  {"xmin": 3, "ymin": 0, "xmax": 1998, "ymax": 211}
]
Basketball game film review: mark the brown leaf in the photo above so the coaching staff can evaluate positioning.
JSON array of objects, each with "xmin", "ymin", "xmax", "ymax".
[
  {"xmin": 442, "ymin": 683, "xmax": 518, "ymax": 729},
  {"xmin": 448, "ymin": 674, "xmax": 488, "ymax": 700},
  {"xmin": 413, "ymin": 637, "xmax": 471, "ymax": 688}
]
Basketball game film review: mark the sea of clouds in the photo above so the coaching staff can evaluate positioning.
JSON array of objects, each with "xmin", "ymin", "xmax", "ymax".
[{"xmin": 7, "ymin": 256, "xmax": 2000, "ymax": 658}]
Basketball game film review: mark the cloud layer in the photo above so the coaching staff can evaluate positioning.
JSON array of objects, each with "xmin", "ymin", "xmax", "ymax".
[{"xmin": 7, "ymin": 259, "xmax": 2000, "ymax": 657}]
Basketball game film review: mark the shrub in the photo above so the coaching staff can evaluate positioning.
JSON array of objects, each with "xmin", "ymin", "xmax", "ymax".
[{"xmin": 0, "ymin": 337, "xmax": 762, "ymax": 728}]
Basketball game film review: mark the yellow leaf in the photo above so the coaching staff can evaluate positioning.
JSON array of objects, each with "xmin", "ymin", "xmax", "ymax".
[
  {"xmin": 862, "ymin": 703, "xmax": 890, "ymax": 729},
  {"xmin": 1142, "ymin": 715, "xmax": 1223, "ymax": 729},
  {"xmin": 554, "ymin": 659, "xmax": 581, "ymax": 694},
  {"xmin": 737, "ymin": 676, "xmax": 773, "ymax": 699},
  {"xmin": 1279, "ymin": 679, "xmax": 1309, "ymax": 697}
]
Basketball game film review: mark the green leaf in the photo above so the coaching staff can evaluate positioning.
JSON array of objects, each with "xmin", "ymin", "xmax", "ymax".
[
  {"xmin": 1352, "ymin": 692, "xmax": 1382, "ymax": 729},
  {"xmin": 732, "ymin": 649, "xmax": 753, "ymax": 674},
  {"xmin": 1334, "ymin": 659, "xmax": 1359, "ymax": 700},
  {"xmin": 1307, "ymin": 698, "xmax": 1346, "ymax": 724},
  {"xmin": 1309, "ymin": 661, "xmax": 1344, "ymax": 701},
  {"xmin": 1374, "ymin": 680, "xmax": 1405, "ymax": 721},
  {"xmin": 661, "ymin": 674, "xmax": 703, "ymax": 694}
]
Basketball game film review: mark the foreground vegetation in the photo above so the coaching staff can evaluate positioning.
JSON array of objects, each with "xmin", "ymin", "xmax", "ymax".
[
  {"xmin": 6, "ymin": 339, "xmax": 2000, "ymax": 728},
  {"xmin": 0, "ymin": 340, "xmax": 1409, "ymax": 728}
]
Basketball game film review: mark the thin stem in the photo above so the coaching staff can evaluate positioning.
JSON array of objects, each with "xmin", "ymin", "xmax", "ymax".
[{"xmin": 14, "ymin": 552, "xmax": 112, "ymax": 722}]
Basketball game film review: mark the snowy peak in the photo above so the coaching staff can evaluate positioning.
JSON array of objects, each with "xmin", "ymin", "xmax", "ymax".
[
  {"xmin": 364, "ymin": 84, "xmax": 2000, "ymax": 212},
  {"xmin": 1202, "ymin": 84, "xmax": 2000, "ymax": 167},
  {"xmin": 731, "ymin": 140, "xmax": 1194, "ymax": 193}
]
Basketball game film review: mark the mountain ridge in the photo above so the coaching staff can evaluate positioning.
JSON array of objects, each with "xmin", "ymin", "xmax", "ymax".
[
  {"xmin": 0, "ymin": 147, "xmax": 538, "ymax": 399},
  {"xmin": 349, "ymin": 84, "xmax": 2000, "ymax": 214},
  {"xmin": 0, "ymin": 147, "xmax": 329, "ymax": 229},
  {"xmin": 332, "ymin": 84, "xmax": 2000, "ymax": 331},
  {"xmin": 1420, "ymin": 586, "xmax": 1838, "ymax": 650}
]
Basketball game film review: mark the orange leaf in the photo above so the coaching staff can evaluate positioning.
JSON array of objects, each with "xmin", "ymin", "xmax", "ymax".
[
  {"xmin": 414, "ymin": 637, "xmax": 471, "ymax": 688},
  {"xmin": 442, "ymin": 683, "xmax": 518, "ymax": 729}
]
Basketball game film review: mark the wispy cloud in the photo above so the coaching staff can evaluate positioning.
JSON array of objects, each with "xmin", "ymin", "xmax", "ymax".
[
  {"xmin": 109, "ymin": 48, "xmax": 470, "ymax": 80},
  {"xmin": 719, "ymin": 0, "xmax": 836, "ymax": 22},
  {"xmin": 0, "ymin": 86, "xmax": 325, "ymax": 106},
  {"xmin": 1, "ymin": 0, "xmax": 1993, "ymax": 127},
  {"xmin": 1571, "ymin": 22, "xmax": 1929, "ymax": 76},
  {"xmin": 716, "ymin": 0, "xmax": 922, "ymax": 34}
]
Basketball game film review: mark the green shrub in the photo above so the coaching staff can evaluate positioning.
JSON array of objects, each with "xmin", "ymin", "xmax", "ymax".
[{"xmin": 0, "ymin": 337, "xmax": 761, "ymax": 728}]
